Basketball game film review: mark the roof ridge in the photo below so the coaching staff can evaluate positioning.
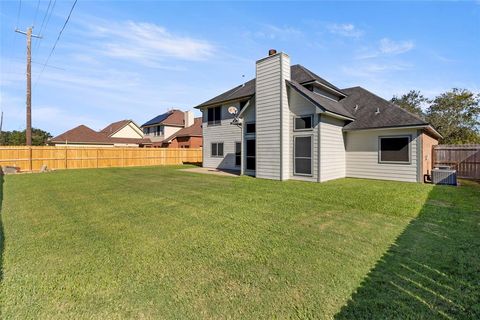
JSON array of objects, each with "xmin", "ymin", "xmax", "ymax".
[{"xmin": 355, "ymin": 86, "xmax": 428, "ymax": 124}]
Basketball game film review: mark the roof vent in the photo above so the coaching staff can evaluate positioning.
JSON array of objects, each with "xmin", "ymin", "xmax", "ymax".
[
  {"xmin": 375, "ymin": 107, "xmax": 380, "ymax": 115},
  {"xmin": 268, "ymin": 49, "xmax": 277, "ymax": 56},
  {"xmin": 354, "ymin": 104, "xmax": 359, "ymax": 111}
]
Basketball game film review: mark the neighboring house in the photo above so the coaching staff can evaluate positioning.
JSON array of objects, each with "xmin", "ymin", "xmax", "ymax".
[
  {"xmin": 155, "ymin": 117, "xmax": 203, "ymax": 148},
  {"xmin": 49, "ymin": 120, "xmax": 151, "ymax": 147},
  {"xmin": 195, "ymin": 50, "xmax": 441, "ymax": 183},
  {"xmin": 141, "ymin": 109, "xmax": 192, "ymax": 143}
]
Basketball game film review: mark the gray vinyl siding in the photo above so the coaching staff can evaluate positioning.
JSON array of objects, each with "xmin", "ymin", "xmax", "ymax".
[
  {"xmin": 345, "ymin": 128, "xmax": 419, "ymax": 182},
  {"xmin": 202, "ymin": 103, "xmax": 241, "ymax": 170},
  {"xmin": 288, "ymin": 88, "xmax": 319, "ymax": 182},
  {"xmin": 320, "ymin": 115, "xmax": 346, "ymax": 182},
  {"xmin": 255, "ymin": 53, "xmax": 290, "ymax": 180}
]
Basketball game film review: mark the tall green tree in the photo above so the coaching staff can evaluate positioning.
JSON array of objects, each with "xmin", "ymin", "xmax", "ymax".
[
  {"xmin": 391, "ymin": 90, "xmax": 429, "ymax": 119},
  {"xmin": 426, "ymin": 88, "xmax": 480, "ymax": 144},
  {"xmin": 0, "ymin": 128, "xmax": 52, "ymax": 146}
]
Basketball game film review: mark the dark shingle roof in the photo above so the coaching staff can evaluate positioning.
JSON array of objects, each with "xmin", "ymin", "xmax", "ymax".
[
  {"xmin": 291, "ymin": 64, "xmax": 346, "ymax": 95},
  {"xmin": 286, "ymin": 80, "xmax": 355, "ymax": 119},
  {"xmin": 196, "ymin": 65, "xmax": 345, "ymax": 108},
  {"xmin": 142, "ymin": 110, "xmax": 185, "ymax": 127},
  {"xmin": 340, "ymin": 87, "xmax": 428, "ymax": 130}
]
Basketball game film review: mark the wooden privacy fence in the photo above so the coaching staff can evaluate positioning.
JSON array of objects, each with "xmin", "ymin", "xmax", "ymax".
[
  {"xmin": 0, "ymin": 146, "xmax": 202, "ymax": 172},
  {"xmin": 433, "ymin": 144, "xmax": 480, "ymax": 179}
]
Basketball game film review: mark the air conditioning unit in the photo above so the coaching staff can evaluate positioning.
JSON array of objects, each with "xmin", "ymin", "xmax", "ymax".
[{"xmin": 431, "ymin": 168, "xmax": 457, "ymax": 186}]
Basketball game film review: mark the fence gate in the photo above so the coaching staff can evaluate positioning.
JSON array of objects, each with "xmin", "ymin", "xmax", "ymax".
[{"xmin": 433, "ymin": 144, "xmax": 480, "ymax": 180}]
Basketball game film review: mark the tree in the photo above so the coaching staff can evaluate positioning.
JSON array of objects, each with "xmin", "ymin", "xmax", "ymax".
[
  {"xmin": 0, "ymin": 128, "xmax": 52, "ymax": 146},
  {"xmin": 426, "ymin": 88, "xmax": 480, "ymax": 144},
  {"xmin": 391, "ymin": 90, "xmax": 429, "ymax": 119}
]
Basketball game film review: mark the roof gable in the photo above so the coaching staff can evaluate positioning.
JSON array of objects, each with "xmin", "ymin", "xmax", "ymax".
[
  {"xmin": 50, "ymin": 124, "xmax": 151, "ymax": 145},
  {"xmin": 101, "ymin": 120, "xmax": 131, "ymax": 136},
  {"xmin": 162, "ymin": 117, "xmax": 202, "ymax": 143},
  {"xmin": 287, "ymin": 80, "xmax": 355, "ymax": 119}
]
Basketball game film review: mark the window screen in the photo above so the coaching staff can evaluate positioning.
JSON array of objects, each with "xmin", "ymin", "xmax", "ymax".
[
  {"xmin": 211, "ymin": 142, "xmax": 224, "ymax": 157},
  {"xmin": 246, "ymin": 123, "xmax": 256, "ymax": 134},
  {"xmin": 294, "ymin": 136, "xmax": 312, "ymax": 175},
  {"xmin": 208, "ymin": 106, "xmax": 222, "ymax": 125},
  {"xmin": 235, "ymin": 142, "xmax": 241, "ymax": 166},
  {"xmin": 246, "ymin": 139, "xmax": 255, "ymax": 170},
  {"xmin": 379, "ymin": 136, "xmax": 410, "ymax": 163},
  {"xmin": 294, "ymin": 115, "xmax": 313, "ymax": 130}
]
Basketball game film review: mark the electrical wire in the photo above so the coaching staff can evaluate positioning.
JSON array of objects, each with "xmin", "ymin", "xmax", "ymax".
[
  {"xmin": 32, "ymin": 0, "xmax": 41, "ymax": 27},
  {"xmin": 34, "ymin": 0, "xmax": 77, "ymax": 86},
  {"xmin": 15, "ymin": 0, "xmax": 22, "ymax": 29}
]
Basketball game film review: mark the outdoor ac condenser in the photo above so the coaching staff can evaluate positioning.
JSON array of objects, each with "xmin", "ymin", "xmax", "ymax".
[{"xmin": 431, "ymin": 168, "xmax": 457, "ymax": 186}]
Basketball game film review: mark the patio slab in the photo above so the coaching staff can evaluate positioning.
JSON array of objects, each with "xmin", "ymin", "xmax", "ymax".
[{"xmin": 179, "ymin": 167, "xmax": 240, "ymax": 177}]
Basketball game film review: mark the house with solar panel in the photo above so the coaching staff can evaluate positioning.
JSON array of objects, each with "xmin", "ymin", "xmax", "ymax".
[
  {"xmin": 194, "ymin": 50, "xmax": 442, "ymax": 183},
  {"xmin": 141, "ymin": 110, "xmax": 202, "ymax": 148}
]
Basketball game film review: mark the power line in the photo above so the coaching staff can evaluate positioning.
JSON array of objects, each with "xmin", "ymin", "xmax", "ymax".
[
  {"xmin": 34, "ymin": 0, "xmax": 54, "ymax": 50},
  {"xmin": 37, "ymin": 0, "xmax": 52, "ymax": 36},
  {"xmin": 15, "ymin": 0, "xmax": 22, "ymax": 29},
  {"xmin": 32, "ymin": 0, "xmax": 41, "ymax": 27},
  {"xmin": 35, "ymin": 0, "xmax": 77, "ymax": 86}
]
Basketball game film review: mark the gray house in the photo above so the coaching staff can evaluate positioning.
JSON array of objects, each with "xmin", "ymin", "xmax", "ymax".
[{"xmin": 195, "ymin": 50, "xmax": 441, "ymax": 183}]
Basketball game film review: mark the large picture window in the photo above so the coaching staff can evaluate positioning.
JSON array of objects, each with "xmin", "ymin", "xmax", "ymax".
[
  {"xmin": 294, "ymin": 136, "xmax": 312, "ymax": 175},
  {"xmin": 379, "ymin": 136, "xmax": 410, "ymax": 163},
  {"xmin": 294, "ymin": 115, "xmax": 313, "ymax": 131},
  {"xmin": 211, "ymin": 142, "xmax": 224, "ymax": 157},
  {"xmin": 207, "ymin": 106, "xmax": 222, "ymax": 126}
]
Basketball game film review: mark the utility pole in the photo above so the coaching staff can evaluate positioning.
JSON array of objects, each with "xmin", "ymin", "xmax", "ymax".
[{"xmin": 15, "ymin": 26, "xmax": 41, "ymax": 146}]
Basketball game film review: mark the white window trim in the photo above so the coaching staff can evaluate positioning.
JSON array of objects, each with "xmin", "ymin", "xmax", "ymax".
[
  {"xmin": 293, "ymin": 135, "xmax": 313, "ymax": 176},
  {"xmin": 211, "ymin": 142, "xmax": 224, "ymax": 157},
  {"xmin": 293, "ymin": 114, "xmax": 314, "ymax": 132}
]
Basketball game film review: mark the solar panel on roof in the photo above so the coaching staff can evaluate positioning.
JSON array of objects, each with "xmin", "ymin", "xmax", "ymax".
[{"xmin": 141, "ymin": 111, "xmax": 171, "ymax": 127}]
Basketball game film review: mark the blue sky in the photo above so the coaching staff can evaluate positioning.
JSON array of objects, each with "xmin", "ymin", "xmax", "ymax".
[{"xmin": 1, "ymin": 0, "xmax": 479, "ymax": 135}]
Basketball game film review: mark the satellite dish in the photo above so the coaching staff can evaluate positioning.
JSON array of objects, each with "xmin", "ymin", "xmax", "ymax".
[{"xmin": 228, "ymin": 106, "xmax": 238, "ymax": 115}]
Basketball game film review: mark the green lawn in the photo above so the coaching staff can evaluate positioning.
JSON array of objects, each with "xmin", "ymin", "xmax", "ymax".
[{"xmin": 0, "ymin": 166, "xmax": 478, "ymax": 319}]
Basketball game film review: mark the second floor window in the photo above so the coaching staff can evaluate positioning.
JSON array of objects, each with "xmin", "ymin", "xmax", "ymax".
[
  {"xmin": 154, "ymin": 125, "xmax": 164, "ymax": 136},
  {"xmin": 208, "ymin": 106, "xmax": 222, "ymax": 126}
]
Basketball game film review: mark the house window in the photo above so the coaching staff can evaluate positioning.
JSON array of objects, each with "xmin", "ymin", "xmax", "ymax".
[
  {"xmin": 246, "ymin": 139, "xmax": 255, "ymax": 170},
  {"xmin": 245, "ymin": 123, "xmax": 256, "ymax": 134},
  {"xmin": 294, "ymin": 136, "xmax": 312, "ymax": 175},
  {"xmin": 239, "ymin": 100, "xmax": 248, "ymax": 110},
  {"xmin": 235, "ymin": 142, "xmax": 241, "ymax": 166},
  {"xmin": 379, "ymin": 136, "xmax": 411, "ymax": 163},
  {"xmin": 143, "ymin": 127, "xmax": 150, "ymax": 135},
  {"xmin": 211, "ymin": 142, "xmax": 224, "ymax": 157},
  {"xmin": 294, "ymin": 115, "xmax": 313, "ymax": 131},
  {"xmin": 208, "ymin": 106, "xmax": 222, "ymax": 126},
  {"xmin": 154, "ymin": 125, "xmax": 164, "ymax": 136}
]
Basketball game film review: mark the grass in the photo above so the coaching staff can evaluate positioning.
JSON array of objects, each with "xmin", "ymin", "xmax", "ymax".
[{"xmin": 0, "ymin": 165, "xmax": 478, "ymax": 319}]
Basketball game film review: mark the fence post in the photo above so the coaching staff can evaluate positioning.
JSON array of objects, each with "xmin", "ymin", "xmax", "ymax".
[
  {"xmin": 96, "ymin": 149, "xmax": 99, "ymax": 168},
  {"xmin": 65, "ymin": 148, "xmax": 68, "ymax": 169},
  {"xmin": 29, "ymin": 146, "xmax": 33, "ymax": 171}
]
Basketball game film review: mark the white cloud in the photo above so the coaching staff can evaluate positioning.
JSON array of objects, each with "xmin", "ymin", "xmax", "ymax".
[
  {"xmin": 80, "ymin": 19, "xmax": 216, "ymax": 66},
  {"xmin": 379, "ymin": 38, "xmax": 414, "ymax": 54},
  {"xmin": 328, "ymin": 23, "xmax": 364, "ymax": 38},
  {"xmin": 342, "ymin": 62, "xmax": 412, "ymax": 78},
  {"xmin": 252, "ymin": 24, "xmax": 303, "ymax": 40}
]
